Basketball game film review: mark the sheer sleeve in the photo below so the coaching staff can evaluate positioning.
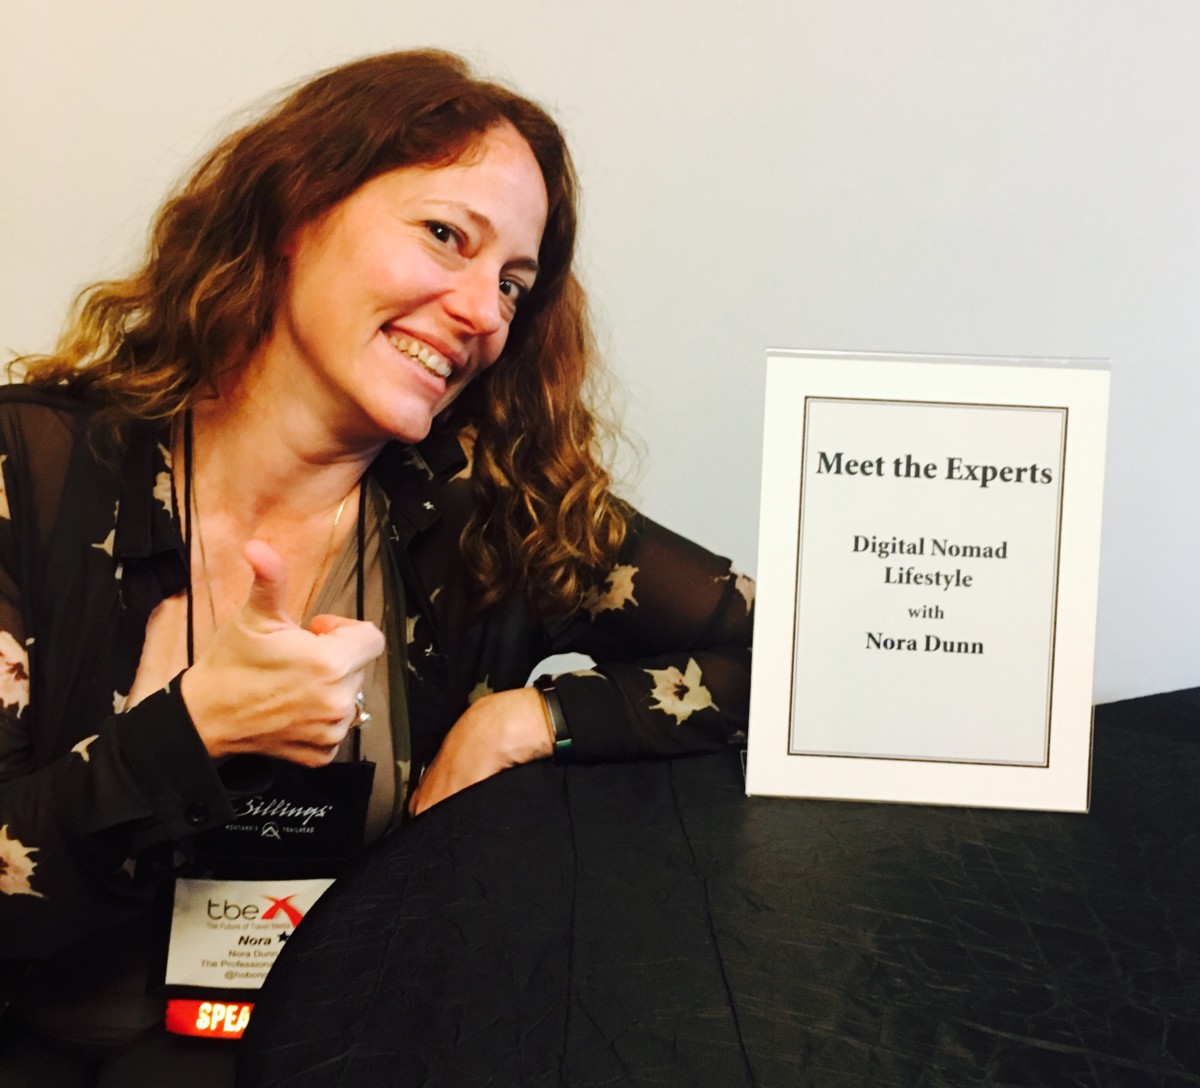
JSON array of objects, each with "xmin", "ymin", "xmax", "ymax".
[
  {"xmin": 542, "ymin": 512, "xmax": 753, "ymax": 762},
  {"xmin": 0, "ymin": 401, "xmax": 233, "ymax": 959}
]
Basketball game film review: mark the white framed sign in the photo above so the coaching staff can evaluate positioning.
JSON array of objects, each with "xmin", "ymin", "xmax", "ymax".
[{"xmin": 746, "ymin": 350, "xmax": 1109, "ymax": 812}]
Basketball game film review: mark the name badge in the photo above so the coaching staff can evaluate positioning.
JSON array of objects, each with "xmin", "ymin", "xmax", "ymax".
[
  {"xmin": 164, "ymin": 876, "xmax": 334, "ymax": 994},
  {"xmin": 161, "ymin": 761, "xmax": 372, "ymax": 1036}
]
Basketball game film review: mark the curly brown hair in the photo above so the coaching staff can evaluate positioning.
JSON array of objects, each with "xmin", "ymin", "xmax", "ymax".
[{"xmin": 13, "ymin": 49, "xmax": 626, "ymax": 615}]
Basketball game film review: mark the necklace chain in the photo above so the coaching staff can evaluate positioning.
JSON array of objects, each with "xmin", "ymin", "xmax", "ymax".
[{"xmin": 190, "ymin": 462, "xmax": 356, "ymax": 632}]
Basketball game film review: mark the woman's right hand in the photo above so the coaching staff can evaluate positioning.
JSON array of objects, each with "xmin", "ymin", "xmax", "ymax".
[{"xmin": 180, "ymin": 540, "xmax": 385, "ymax": 766}]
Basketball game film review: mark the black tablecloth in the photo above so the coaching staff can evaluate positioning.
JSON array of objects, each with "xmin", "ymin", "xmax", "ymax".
[{"xmin": 238, "ymin": 689, "xmax": 1200, "ymax": 1087}]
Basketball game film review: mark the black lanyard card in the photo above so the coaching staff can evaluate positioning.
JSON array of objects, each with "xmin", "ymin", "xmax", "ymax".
[{"xmin": 190, "ymin": 759, "xmax": 375, "ymax": 879}]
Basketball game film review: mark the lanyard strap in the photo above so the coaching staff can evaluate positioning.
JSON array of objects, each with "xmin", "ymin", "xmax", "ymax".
[{"xmin": 183, "ymin": 412, "xmax": 197, "ymax": 667}]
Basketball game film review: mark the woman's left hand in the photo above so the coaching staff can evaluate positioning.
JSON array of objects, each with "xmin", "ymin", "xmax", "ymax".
[{"xmin": 408, "ymin": 687, "xmax": 552, "ymax": 816}]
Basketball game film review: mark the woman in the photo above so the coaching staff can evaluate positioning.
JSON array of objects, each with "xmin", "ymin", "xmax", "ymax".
[{"xmin": 0, "ymin": 50, "xmax": 752, "ymax": 1083}]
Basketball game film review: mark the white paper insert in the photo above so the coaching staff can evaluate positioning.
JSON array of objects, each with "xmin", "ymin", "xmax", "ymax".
[{"xmin": 165, "ymin": 877, "xmax": 335, "ymax": 990}]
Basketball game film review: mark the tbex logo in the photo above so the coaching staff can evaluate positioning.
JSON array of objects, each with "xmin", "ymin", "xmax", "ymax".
[{"xmin": 207, "ymin": 894, "xmax": 306, "ymax": 927}]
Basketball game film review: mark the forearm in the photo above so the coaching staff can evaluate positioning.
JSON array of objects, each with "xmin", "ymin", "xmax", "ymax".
[{"xmin": 541, "ymin": 512, "xmax": 754, "ymax": 762}]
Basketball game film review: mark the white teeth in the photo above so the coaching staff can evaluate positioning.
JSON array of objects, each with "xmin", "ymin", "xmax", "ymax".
[{"xmin": 385, "ymin": 332, "xmax": 452, "ymax": 378}]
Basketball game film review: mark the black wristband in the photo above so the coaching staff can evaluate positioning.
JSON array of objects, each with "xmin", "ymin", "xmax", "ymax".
[{"xmin": 533, "ymin": 676, "xmax": 573, "ymax": 765}]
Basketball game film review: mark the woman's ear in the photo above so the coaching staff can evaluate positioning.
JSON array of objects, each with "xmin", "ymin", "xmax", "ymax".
[{"xmin": 277, "ymin": 217, "xmax": 309, "ymax": 262}]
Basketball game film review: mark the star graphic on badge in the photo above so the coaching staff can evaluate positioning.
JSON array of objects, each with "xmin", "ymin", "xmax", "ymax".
[{"xmin": 278, "ymin": 931, "xmax": 289, "ymax": 943}]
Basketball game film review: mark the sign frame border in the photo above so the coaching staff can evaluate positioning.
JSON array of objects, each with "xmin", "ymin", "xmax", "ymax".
[{"xmin": 745, "ymin": 350, "xmax": 1110, "ymax": 813}]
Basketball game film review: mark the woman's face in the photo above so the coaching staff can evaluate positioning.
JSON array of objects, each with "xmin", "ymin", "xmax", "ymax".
[{"xmin": 265, "ymin": 122, "xmax": 548, "ymax": 447}]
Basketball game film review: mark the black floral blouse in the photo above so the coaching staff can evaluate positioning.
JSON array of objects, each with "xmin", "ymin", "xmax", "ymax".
[{"xmin": 0, "ymin": 386, "xmax": 754, "ymax": 961}]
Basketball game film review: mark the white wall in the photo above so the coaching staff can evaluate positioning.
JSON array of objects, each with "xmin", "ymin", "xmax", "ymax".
[{"xmin": 2, "ymin": 1, "xmax": 1197, "ymax": 702}]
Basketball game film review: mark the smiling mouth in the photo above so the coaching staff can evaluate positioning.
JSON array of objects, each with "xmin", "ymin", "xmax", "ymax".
[{"xmin": 385, "ymin": 331, "xmax": 453, "ymax": 379}]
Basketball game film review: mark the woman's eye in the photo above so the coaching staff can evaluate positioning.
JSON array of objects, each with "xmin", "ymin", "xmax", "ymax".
[
  {"xmin": 499, "ymin": 278, "xmax": 526, "ymax": 307},
  {"xmin": 426, "ymin": 221, "xmax": 458, "ymax": 246}
]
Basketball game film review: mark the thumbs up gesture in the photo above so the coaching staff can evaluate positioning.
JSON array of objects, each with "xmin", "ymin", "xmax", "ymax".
[{"xmin": 181, "ymin": 541, "xmax": 386, "ymax": 766}]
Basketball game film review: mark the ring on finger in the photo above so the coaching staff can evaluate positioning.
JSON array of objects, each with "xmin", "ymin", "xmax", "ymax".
[{"xmin": 350, "ymin": 690, "xmax": 371, "ymax": 729}]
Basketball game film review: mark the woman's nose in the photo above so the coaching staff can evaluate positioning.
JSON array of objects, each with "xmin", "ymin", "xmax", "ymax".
[{"xmin": 445, "ymin": 266, "xmax": 503, "ymax": 337}]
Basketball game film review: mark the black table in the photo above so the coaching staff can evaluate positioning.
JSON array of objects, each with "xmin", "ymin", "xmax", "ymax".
[{"xmin": 238, "ymin": 689, "xmax": 1200, "ymax": 1087}]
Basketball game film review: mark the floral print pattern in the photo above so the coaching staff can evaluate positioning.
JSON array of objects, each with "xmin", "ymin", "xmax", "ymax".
[
  {"xmin": 645, "ymin": 658, "xmax": 717, "ymax": 724},
  {"xmin": 405, "ymin": 613, "xmax": 424, "ymax": 676},
  {"xmin": 92, "ymin": 502, "xmax": 119, "ymax": 557},
  {"xmin": 0, "ymin": 824, "xmax": 43, "ymax": 898},
  {"xmin": 401, "ymin": 447, "xmax": 435, "ymax": 481},
  {"xmin": 71, "ymin": 735, "xmax": 99, "ymax": 762},
  {"xmin": 154, "ymin": 442, "xmax": 174, "ymax": 517},
  {"xmin": 0, "ymin": 629, "xmax": 29, "ymax": 715},
  {"xmin": 582, "ymin": 564, "xmax": 638, "ymax": 617}
]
